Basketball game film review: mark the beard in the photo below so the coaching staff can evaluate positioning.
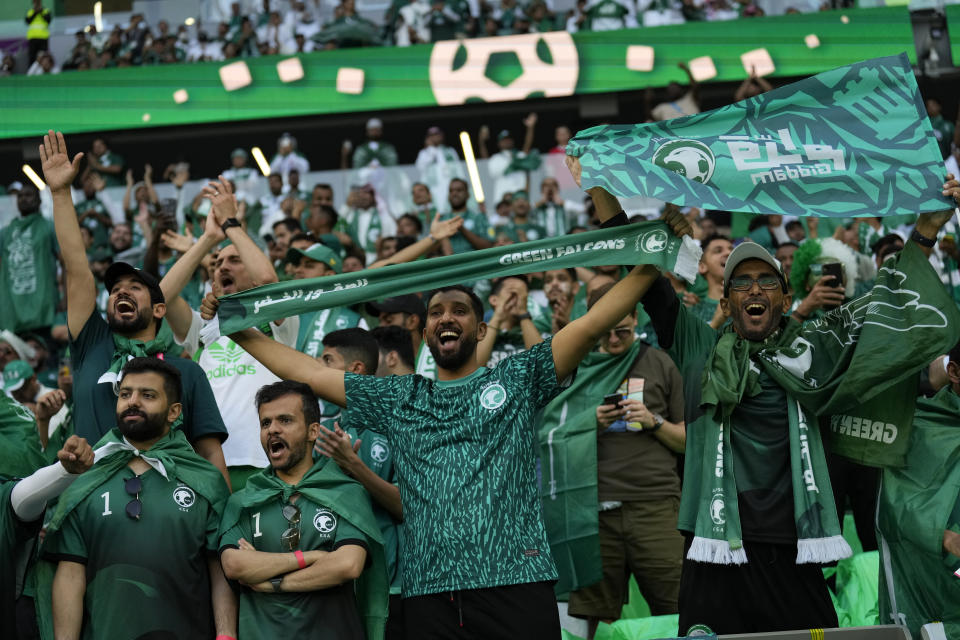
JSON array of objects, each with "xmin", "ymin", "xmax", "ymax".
[
  {"xmin": 730, "ymin": 303, "xmax": 784, "ymax": 341},
  {"xmin": 273, "ymin": 441, "xmax": 307, "ymax": 473},
  {"xmin": 107, "ymin": 305, "xmax": 153, "ymax": 335},
  {"xmin": 427, "ymin": 332, "xmax": 478, "ymax": 371},
  {"xmin": 116, "ymin": 407, "xmax": 168, "ymax": 442}
]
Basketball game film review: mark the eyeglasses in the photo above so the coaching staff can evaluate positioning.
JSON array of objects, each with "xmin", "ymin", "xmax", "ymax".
[
  {"xmin": 125, "ymin": 476, "xmax": 143, "ymax": 520},
  {"xmin": 280, "ymin": 503, "xmax": 301, "ymax": 551},
  {"xmin": 728, "ymin": 275, "xmax": 781, "ymax": 292},
  {"xmin": 606, "ymin": 327, "xmax": 634, "ymax": 340}
]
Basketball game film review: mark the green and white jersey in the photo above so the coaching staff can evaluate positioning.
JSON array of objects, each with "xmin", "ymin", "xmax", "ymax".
[
  {"xmin": 44, "ymin": 467, "xmax": 219, "ymax": 639},
  {"xmin": 352, "ymin": 141, "xmax": 399, "ymax": 168},
  {"xmin": 342, "ymin": 339, "xmax": 567, "ymax": 596},
  {"xmin": 297, "ymin": 306, "xmax": 366, "ymax": 358},
  {"xmin": 75, "ymin": 198, "xmax": 111, "ymax": 249},
  {"xmin": 341, "ymin": 206, "xmax": 398, "ymax": 261},
  {"xmin": 449, "ymin": 210, "xmax": 495, "ymax": 254},
  {"xmin": 219, "ymin": 482, "xmax": 370, "ymax": 638},
  {"xmin": 495, "ymin": 221, "xmax": 548, "ymax": 244},
  {"xmin": 221, "ymin": 166, "xmax": 259, "ymax": 197},
  {"xmin": 95, "ymin": 151, "xmax": 125, "ymax": 187},
  {"xmin": 415, "ymin": 342, "xmax": 437, "ymax": 380},
  {"xmin": 0, "ymin": 213, "xmax": 59, "ymax": 333},
  {"xmin": 341, "ymin": 425, "xmax": 402, "ymax": 594},
  {"xmin": 533, "ymin": 202, "xmax": 570, "ymax": 237}
]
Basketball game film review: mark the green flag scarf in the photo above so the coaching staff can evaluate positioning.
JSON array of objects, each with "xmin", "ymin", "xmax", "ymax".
[
  {"xmin": 566, "ymin": 53, "xmax": 950, "ymax": 218},
  {"xmin": 695, "ymin": 324, "xmax": 848, "ymax": 564},
  {"xmin": 98, "ymin": 322, "xmax": 176, "ymax": 387},
  {"xmin": 537, "ymin": 342, "xmax": 642, "ymax": 595},
  {"xmin": 0, "ymin": 393, "xmax": 45, "ymax": 479},
  {"xmin": 206, "ymin": 221, "xmax": 701, "ymax": 337},
  {"xmin": 35, "ymin": 427, "xmax": 230, "ymax": 640},
  {"xmin": 219, "ymin": 459, "xmax": 387, "ymax": 640},
  {"xmin": 680, "ymin": 241, "xmax": 960, "ymax": 564},
  {"xmin": 877, "ymin": 386, "xmax": 960, "ymax": 637}
]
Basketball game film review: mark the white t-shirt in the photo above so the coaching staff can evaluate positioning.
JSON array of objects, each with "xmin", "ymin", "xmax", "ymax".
[
  {"xmin": 651, "ymin": 92, "xmax": 700, "ymax": 122},
  {"xmin": 178, "ymin": 310, "xmax": 300, "ymax": 468}
]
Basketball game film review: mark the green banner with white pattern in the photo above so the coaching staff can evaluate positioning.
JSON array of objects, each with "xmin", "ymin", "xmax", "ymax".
[{"xmin": 566, "ymin": 54, "xmax": 952, "ymax": 218}]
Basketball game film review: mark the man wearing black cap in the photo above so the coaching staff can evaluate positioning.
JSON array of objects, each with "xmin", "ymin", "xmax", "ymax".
[
  {"xmin": 367, "ymin": 295, "xmax": 437, "ymax": 379},
  {"xmin": 38, "ymin": 130, "xmax": 229, "ymax": 485}
]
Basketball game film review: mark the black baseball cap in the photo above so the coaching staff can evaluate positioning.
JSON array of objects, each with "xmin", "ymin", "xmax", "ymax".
[
  {"xmin": 103, "ymin": 262, "xmax": 165, "ymax": 305},
  {"xmin": 366, "ymin": 295, "xmax": 425, "ymax": 322}
]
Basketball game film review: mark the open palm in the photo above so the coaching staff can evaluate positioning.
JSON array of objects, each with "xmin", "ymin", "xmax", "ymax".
[{"xmin": 39, "ymin": 130, "xmax": 84, "ymax": 192}]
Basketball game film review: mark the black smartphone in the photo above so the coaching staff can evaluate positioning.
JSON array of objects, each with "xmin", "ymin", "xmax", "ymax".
[
  {"xmin": 602, "ymin": 393, "xmax": 622, "ymax": 407},
  {"xmin": 822, "ymin": 262, "xmax": 843, "ymax": 288}
]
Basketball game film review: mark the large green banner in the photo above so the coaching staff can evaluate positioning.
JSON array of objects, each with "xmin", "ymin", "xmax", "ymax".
[
  {"xmin": 568, "ymin": 54, "xmax": 950, "ymax": 217},
  {"xmin": 0, "ymin": 7, "xmax": 931, "ymax": 139}
]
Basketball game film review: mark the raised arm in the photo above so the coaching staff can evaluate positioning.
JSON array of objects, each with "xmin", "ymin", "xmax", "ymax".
[
  {"xmin": 521, "ymin": 112, "xmax": 537, "ymax": 155},
  {"xmin": 208, "ymin": 318, "xmax": 347, "ymax": 407},
  {"xmin": 39, "ymin": 131, "xmax": 96, "ymax": 338},
  {"xmin": 205, "ymin": 176, "xmax": 277, "ymax": 287},
  {"xmin": 367, "ymin": 213, "xmax": 463, "ymax": 268},
  {"xmin": 911, "ymin": 174, "xmax": 960, "ymax": 257},
  {"xmin": 159, "ymin": 217, "xmax": 223, "ymax": 341}
]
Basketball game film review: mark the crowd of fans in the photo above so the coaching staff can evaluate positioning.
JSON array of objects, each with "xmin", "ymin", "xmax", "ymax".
[
  {"xmin": 0, "ymin": 65, "xmax": 959, "ymax": 638},
  {"xmin": 6, "ymin": 0, "xmax": 846, "ymax": 76}
]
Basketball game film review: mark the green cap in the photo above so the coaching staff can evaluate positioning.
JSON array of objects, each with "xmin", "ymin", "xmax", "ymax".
[
  {"xmin": 498, "ymin": 129, "xmax": 512, "ymax": 141},
  {"xmin": 231, "ymin": 148, "xmax": 248, "ymax": 159},
  {"xmin": 512, "ymin": 190, "xmax": 529, "ymax": 201},
  {"xmin": 286, "ymin": 243, "xmax": 342, "ymax": 274},
  {"xmin": 3, "ymin": 360, "xmax": 34, "ymax": 393}
]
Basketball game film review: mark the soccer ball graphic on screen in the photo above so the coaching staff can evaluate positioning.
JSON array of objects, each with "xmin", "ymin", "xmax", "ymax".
[
  {"xmin": 429, "ymin": 32, "xmax": 579, "ymax": 106},
  {"xmin": 652, "ymin": 140, "xmax": 716, "ymax": 185}
]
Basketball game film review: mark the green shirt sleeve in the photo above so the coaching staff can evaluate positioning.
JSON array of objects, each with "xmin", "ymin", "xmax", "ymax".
[
  {"xmin": 333, "ymin": 515, "xmax": 370, "ymax": 552},
  {"xmin": 343, "ymin": 374, "xmax": 400, "ymax": 434},
  {"xmin": 501, "ymin": 338, "xmax": 565, "ymax": 410},
  {"xmin": 44, "ymin": 510, "xmax": 87, "ymax": 563}
]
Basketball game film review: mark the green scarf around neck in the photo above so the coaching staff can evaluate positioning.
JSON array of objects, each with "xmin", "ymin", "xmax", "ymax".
[
  {"xmin": 219, "ymin": 458, "xmax": 388, "ymax": 640},
  {"xmin": 99, "ymin": 321, "xmax": 176, "ymax": 386},
  {"xmin": 694, "ymin": 321, "xmax": 849, "ymax": 564}
]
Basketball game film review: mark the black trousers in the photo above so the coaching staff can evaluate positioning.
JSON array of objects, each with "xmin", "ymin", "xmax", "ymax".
[
  {"xmin": 677, "ymin": 538, "xmax": 838, "ymax": 635},
  {"xmin": 402, "ymin": 581, "xmax": 560, "ymax": 639}
]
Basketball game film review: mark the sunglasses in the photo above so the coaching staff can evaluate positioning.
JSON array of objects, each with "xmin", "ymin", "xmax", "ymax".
[
  {"xmin": 606, "ymin": 327, "xmax": 633, "ymax": 340},
  {"xmin": 728, "ymin": 275, "xmax": 781, "ymax": 292},
  {"xmin": 125, "ymin": 476, "xmax": 143, "ymax": 520},
  {"xmin": 280, "ymin": 503, "xmax": 301, "ymax": 551}
]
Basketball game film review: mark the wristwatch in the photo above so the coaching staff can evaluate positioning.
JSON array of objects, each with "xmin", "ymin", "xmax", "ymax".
[
  {"xmin": 515, "ymin": 312, "xmax": 531, "ymax": 320},
  {"xmin": 220, "ymin": 218, "xmax": 242, "ymax": 234},
  {"xmin": 270, "ymin": 577, "xmax": 283, "ymax": 593},
  {"xmin": 648, "ymin": 413, "xmax": 664, "ymax": 432}
]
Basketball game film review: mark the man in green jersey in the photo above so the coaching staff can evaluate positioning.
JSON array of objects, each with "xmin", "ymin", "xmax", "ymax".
[
  {"xmin": 219, "ymin": 380, "xmax": 385, "ymax": 640},
  {"xmin": 43, "ymin": 357, "xmax": 235, "ymax": 640},
  {"xmin": 202, "ymin": 200, "xmax": 693, "ymax": 636},
  {"xmin": 38, "ymin": 131, "xmax": 229, "ymax": 485}
]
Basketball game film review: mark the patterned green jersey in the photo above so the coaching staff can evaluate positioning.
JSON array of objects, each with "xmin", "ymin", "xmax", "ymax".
[
  {"xmin": 219, "ymin": 483, "xmax": 370, "ymax": 638},
  {"xmin": 44, "ymin": 467, "xmax": 219, "ymax": 639},
  {"xmin": 297, "ymin": 306, "xmax": 364, "ymax": 358},
  {"xmin": 342, "ymin": 339, "xmax": 566, "ymax": 596}
]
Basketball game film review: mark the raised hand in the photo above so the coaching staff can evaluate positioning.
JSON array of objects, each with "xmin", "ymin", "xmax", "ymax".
[
  {"xmin": 58, "ymin": 435, "xmax": 94, "ymax": 475},
  {"xmin": 201, "ymin": 175, "xmax": 239, "ymax": 226},
  {"xmin": 429, "ymin": 212, "xmax": 464, "ymax": 241},
  {"xmin": 39, "ymin": 130, "xmax": 84, "ymax": 192},
  {"xmin": 161, "ymin": 229, "xmax": 194, "ymax": 253},
  {"xmin": 661, "ymin": 204, "xmax": 693, "ymax": 238},
  {"xmin": 36, "ymin": 389, "xmax": 66, "ymax": 421},
  {"xmin": 200, "ymin": 291, "xmax": 221, "ymax": 320}
]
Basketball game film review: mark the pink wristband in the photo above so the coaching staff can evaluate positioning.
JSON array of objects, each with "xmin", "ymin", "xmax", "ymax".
[
  {"xmin": 215, "ymin": 635, "xmax": 236, "ymax": 640},
  {"xmin": 294, "ymin": 549, "xmax": 306, "ymax": 569}
]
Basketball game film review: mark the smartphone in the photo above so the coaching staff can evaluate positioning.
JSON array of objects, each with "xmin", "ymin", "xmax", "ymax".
[
  {"xmin": 822, "ymin": 262, "xmax": 843, "ymax": 288},
  {"xmin": 602, "ymin": 393, "xmax": 622, "ymax": 407}
]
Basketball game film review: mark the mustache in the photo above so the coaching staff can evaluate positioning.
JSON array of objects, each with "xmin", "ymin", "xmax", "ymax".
[{"xmin": 120, "ymin": 408, "xmax": 147, "ymax": 419}]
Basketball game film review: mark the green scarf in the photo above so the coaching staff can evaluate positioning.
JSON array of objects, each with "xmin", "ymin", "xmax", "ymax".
[
  {"xmin": 219, "ymin": 459, "xmax": 387, "ymax": 640},
  {"xmin": 681, "ymin": 241, "xmax": 960, "ymax": 564},
  {"xmin": 99, "ymin": 321, "xmax": 176, "ymax": 386},
  {"xmin": 505, "ymin": 149, "xmax": 542, "ymax": 174},
  {"xmin": 537, "ymin": 342, "xmax": 641, "ymax": 595},
  {"xmin": 696, "ymin": 322, "xmax": 847, "ymax": 564},
  {"xmin": 35, "ymin": 427, "xmax": 229, "ymax": 640},
  {"xmin": 0, "ymin": 393, "xmax": 45, "ymax": 479},
  {"xmin": 208, "ymin": 221, "xmax": 702, "ymax": 337}
]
